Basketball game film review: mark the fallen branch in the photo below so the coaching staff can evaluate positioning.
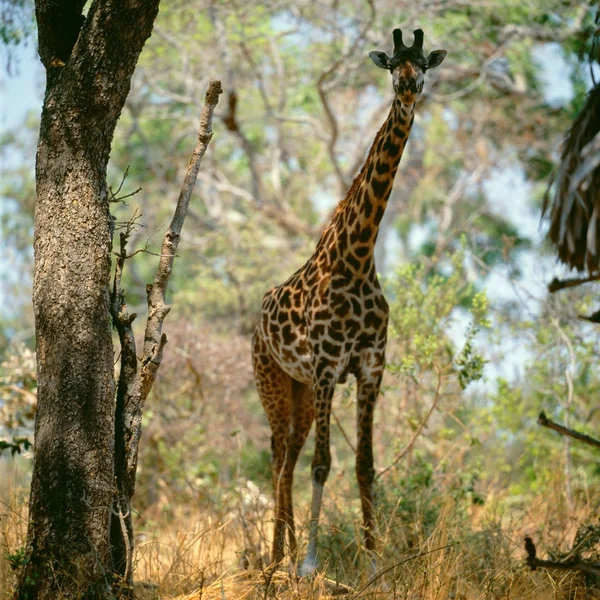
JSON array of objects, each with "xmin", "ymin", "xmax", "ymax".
[
  {"xmin": 538, "ymin": 411, "xmax": 600, "ymax": 450},
  {"xmin": 109, "ymin": 80, "xmax": 222, "ymax": 593},
  {"xmin": 524, "ymin": 537, "xmax": 600, "ymax": 576}
]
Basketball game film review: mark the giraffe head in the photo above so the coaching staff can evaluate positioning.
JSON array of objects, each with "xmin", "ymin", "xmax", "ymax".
[{"xmin": 369, "ymin": 28, "xmax": 447, "ymax": 105}]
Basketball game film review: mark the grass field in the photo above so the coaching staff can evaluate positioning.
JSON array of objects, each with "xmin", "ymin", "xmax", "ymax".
[{"xmin": 2, "ymin": 457, "xmax": 598, "ymax": 599}]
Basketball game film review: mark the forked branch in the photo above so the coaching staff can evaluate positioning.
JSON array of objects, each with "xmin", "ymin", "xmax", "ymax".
[{"xmin": 109, "ymin": 80, "xmax": 222, "ymax": 592}]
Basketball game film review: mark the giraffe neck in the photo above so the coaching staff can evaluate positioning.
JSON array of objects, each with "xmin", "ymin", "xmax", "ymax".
[{"xmin": 328, "ymin": 98, "xmax": 415, "ymax": 271}]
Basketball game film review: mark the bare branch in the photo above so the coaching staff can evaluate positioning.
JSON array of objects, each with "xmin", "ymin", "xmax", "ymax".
[
  {"xmin": 109, "ymin": 80, "xmax": 222, "ymax": 590},
  {"xmin": 140, "ymin": 80, "xmax": 223, "ymax": 400},
  {"xmin": 524, "ymin": 537, "xmax": 600, "ymax": 576},
  {"xmin": 548, "ymin": 274, "xmax": 600, "ymax": 293},
  {"xmin": 538, "ymin": 411, "xmax": 600, "ymax": 450}
]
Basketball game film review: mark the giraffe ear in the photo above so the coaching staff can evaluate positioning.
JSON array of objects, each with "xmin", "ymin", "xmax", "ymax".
[
  {"xmin": 369, "ymin": 51, "xmax": 389, "ymax": 69},
  {"xmin": 425, "ymin": 50, "xmax": 447, "ymax": 69}
]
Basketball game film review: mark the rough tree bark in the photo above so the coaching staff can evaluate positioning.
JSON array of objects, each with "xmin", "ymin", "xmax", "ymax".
[{"xmin": 16, "ymin": 1, "xmax": 160, "ymax": 598}]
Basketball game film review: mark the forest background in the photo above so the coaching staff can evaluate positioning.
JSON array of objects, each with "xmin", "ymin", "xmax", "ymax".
[{"xmin": 1, "ymin": 0, "xmax": 600, "ymax": 597}]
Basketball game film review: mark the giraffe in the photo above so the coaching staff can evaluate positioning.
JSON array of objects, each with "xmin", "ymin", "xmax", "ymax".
[{"xmin": 252, "ymin": 28, "xmax": 447, "ymax": 573}]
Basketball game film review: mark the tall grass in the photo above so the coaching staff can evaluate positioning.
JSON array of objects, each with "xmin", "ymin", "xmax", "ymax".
[{"xmin": 3, "ymin": 459, "xmax": 597, "ymax": 599}]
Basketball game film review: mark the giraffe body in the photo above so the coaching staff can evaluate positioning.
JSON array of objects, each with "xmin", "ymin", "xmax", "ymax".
[{"xmin": 252, "ymin": 28, "xmax": 446, "ymax": 570}]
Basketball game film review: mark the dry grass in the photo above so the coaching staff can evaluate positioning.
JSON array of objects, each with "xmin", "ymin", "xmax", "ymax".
[
  {"xmin": 7, "ymin": 463, "xmax": 588, "ymax": 600},
  {"xmin": 4, "ymin": 460, "xmax": 595, "ymax": 600},
  {"xmin": 2, "ymin": 325, "xmax": 599, "ymax": 598}
]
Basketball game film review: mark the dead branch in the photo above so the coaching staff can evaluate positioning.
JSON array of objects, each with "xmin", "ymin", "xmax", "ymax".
[
  {"xmin": 139, "ymin": 79, "xmax": 223, "ymax": 401},
  {"xmin": 109, "ymin": 80, "xmax": 222, "ymax": 590},
  {"xmin": 548, "ymin": 274, "xmax": 600, "ymax": 293},
  {"xmin": 538, "ymin": 411, "xmax": 600, "ymax": 450},
  {"xmin": 524, "ymin": 537, "xmax": 600, "ymax": 576}
]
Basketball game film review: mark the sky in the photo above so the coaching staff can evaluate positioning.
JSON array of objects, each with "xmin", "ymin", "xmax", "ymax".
[{"xmin": 0, "ymin": 43, "xmax": 43, "ymax": 132}]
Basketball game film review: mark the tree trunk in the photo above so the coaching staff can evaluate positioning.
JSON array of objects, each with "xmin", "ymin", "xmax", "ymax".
[{"xmin": 16, "ymin": 1, "xmax": 160, "ymax": 598}]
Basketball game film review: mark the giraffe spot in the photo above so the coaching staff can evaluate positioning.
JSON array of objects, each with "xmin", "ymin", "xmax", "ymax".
[
  {"xmin": 322, "ymin": 340, "xmax": 341, "ymax": 357},
  {"xmin": 314, "ymin": 309, "xmax": 331, "ymax": 321},
  {"xmin": 313, "ymin": 343, "xmax": 320, "ymax": 355},
  {"xmin": 358, "ymin": 226, "xmax": 371, "ymax": 244},
  {"xmin": 293, "ymin": 291, "xmax": 302, "ymax": 307},
  {"xmin": 331, "ymin": 277, "xmax": 348, "ymax": 290},
  {"xmin": 259, "ymin": 355, "xmax": 270, "ymax": 366},
  {"xmin": 347, "ymin": 253, "xmax": 361, "ymax": 272},
  {"xmin": 310, "ymin": 324, "xmax": 326, "ymax": 338},
  {"xmin": 355, "ymin": 246, "xmax": 369, "ymax": 258},
  {"xmin": 277, "ymin": 311, "xmax": 288, "ymax": 324},
  {"xmin": 338, "ymin": 228, "xmax": 348, "ymax": 252},
  {"xmin": 376, "ymin": 137, "xmax": 383, "ymax": 154},
  {"xmin": 298, "ymin": 339, "xmax": 309, "ymax": 354},
  {"xmin": 346, "ymin": 319, "xmax": 361, "ymax": 337},
  {"xmin": 357, "ymin": 332, "xmax": 376, "ymax": 347},
  {"xmin": 351, "ymin": 298, "xmax": 362, "ymax": 316},
  {"xmin": 290, "ymin": 311, "xmax": 302, "ymax": 326},
  {"xmin": 374, "ymin": 205, "xmax": 385, "ymax": 226},
  {"xmin": 364, "ymin": 312, "xmax": 383, "ymax": 330},
  {"xmin": 371, "ymin": 177, "xmax": 388, "ymax": 198},
  {"xmin": 328, "ymin": 327, "xmax": 345, "ymax": 343},
  {"xmin": 385, "ymin": 119, "xmax": 393, "ymax": 133},
  {"xmin": 375, "ymin": 160, "xmax": 390, "ymax": 175},
  {"xmin": 334, "ymin": 300, "xmax": 350, "ymax": 318},
  {"xmin": 280, "ymin": 289, "xmax": 292, "ymax": 308},
  {"xmin": 362, "ymin": 192, "xmax": 373, "ymax": 219},
  {"xmin": 367, "ymin": 160, "xmax": 374, "ymax": 181},
  {"xmin": 282, "ymin": 325, "xmax": 296, "ymax": 345},
  {"xmin": 364, "ymin": 298, "xmax": 374, "ymax": 309},
  {"xmin": 393, "ymin": 126, "xmax": 406, "ymax": 138},
  {"xmin": 375, "ymin": 295, "xmax": 389, "ymax": 310},
  {"xmin": 315, "ymin": 361, "xmax": 328, "ymax": 379},
  {"xmin": 270, "ymin": 324, "xmax": 280, "ymax": 334},
  {"xmin": 329, "ymin": 247, "xmax": 338, "ymax": 262},
  {"xmin": 386, "ymin": 139, "xmax": 400, "ymax": 158},
  {"xmin": 347, "ymin": 209, "xmax": 357, "ymax": 227}
]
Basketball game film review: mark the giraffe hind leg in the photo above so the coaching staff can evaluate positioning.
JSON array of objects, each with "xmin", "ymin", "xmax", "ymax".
[
  {"xmin": 284, "ymin": 379, "xmax": 314, "ymax": 560},
  {"xmin": 252, "ymin": 332, "xmax": 296, "ymax": 565}
]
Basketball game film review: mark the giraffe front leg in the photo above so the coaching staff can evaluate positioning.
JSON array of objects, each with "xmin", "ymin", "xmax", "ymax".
[
  {"xmin": 300, "ymin": 381, "xmax": 334, "ymax": 576},
  {"xmin": 356, "ymin": 369, "xmax": 383, "ymax": 568}
]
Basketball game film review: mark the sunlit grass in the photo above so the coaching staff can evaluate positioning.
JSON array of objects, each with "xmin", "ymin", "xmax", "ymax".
[{"xmin": 5, "ymin": 461, "xmax": 592, "ymax": 599}]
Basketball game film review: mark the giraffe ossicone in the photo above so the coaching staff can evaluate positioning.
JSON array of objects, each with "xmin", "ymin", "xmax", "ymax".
[{"xmin": 252, "ymin": 26, "xmax": 447, "ymax": 571}]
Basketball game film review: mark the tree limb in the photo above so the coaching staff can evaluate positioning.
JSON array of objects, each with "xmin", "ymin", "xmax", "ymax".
[
  {"xmin": 524, "ymin": 537, "xmax": 600, "ymax": 576},
  {"xmin": 538, "ymin": 411, "xmax": 600, "ymax": 450},
  {"xmin": 109, "ymin": 80, "xmax": 222, "ymax": 592},
  {"xmin": 547, "ymin": 274, "xmax": 600, "ymax": 293}
]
